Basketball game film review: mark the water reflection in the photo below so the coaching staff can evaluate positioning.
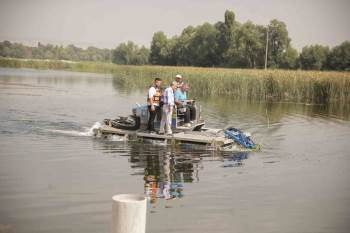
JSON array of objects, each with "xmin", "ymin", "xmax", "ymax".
[
  {"xmin": 2, "ymin": 68, "xmax": 349, "ymax": 233},
  {"xmin": 95, "ymin": 139, "xmax": 249, "ymax": 203},
  {"xmin": 143, "ymin": 151, "xmax": 185, "ymax": 203},
  {"xmin": 202, "ymin": 97, "xmax": 350, "ymax": 123},
  {"xmin": 221, "ymin": 152, "xmax": 249, "ymax": 168},
  {"xmin": 129, "ymin": 143, "xmax": 202, "ymax": 203}
]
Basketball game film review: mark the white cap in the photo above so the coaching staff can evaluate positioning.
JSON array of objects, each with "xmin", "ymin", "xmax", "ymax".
[{"xmin": 175, "ymin": 74, "xmax": 182, "ymax": 79}]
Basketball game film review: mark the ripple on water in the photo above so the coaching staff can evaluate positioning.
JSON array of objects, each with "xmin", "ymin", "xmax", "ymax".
[{"xmin": 1, "ymin": 68, "xmax": 350, "ymax": 233}]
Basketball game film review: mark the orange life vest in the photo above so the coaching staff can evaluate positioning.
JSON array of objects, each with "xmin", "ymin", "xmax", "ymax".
[
  {"xmin": 153, "ymin": 88, "xmax": 161, "ymax": 104},
  {"xmin": 147, "ymin": 86, "xmax": 162, "ymax": 105}
]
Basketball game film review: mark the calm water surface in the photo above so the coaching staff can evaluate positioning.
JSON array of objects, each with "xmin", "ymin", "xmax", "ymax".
[{"xmin": 0, "ymin": 68, "xmax": 350, "ymax": 233}]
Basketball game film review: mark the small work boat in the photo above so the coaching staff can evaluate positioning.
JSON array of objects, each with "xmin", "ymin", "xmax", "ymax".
[{"xmin": 94, "ymin": 104, "xmax": 260, "ymax": 151}]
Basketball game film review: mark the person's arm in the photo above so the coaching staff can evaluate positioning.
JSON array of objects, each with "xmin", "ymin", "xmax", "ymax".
[
  {"xmin": 184, "ymin": 92, "xmax": 194, "ymax": 104},
  {"xmin": 166, "ymin": 89, "xmax": 175, "ymax": 109},
  {"xmin": 162, "ymin": 88, "xmax": 168, "ymax": 105},
  {"xmin": 148, "ymin": 87, "xmax": 155, "ymax": 111}
]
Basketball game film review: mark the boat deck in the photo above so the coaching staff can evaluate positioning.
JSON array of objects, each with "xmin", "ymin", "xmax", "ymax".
[{"xmin": 97, "ymin": 125, "xmax": 234, "ymax": 149}]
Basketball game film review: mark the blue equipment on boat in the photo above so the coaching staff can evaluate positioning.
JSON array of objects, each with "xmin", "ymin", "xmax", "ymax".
[{"xmin": 224, "ymin": 127, "xmax": 258, "ymax": 149}]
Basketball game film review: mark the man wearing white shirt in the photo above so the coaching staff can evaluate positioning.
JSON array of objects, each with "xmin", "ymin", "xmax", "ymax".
[{"xmin": 159, "ymin": 81, "xmax": 177, "ymax": 135}]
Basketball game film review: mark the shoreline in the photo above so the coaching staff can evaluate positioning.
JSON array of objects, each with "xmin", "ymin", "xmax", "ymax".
[{"xmin": 1, "ymin": 57, "xmax": 349, "ymax": 105}]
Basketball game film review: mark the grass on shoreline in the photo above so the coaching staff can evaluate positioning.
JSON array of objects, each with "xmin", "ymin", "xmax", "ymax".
[{"xmin": 1, "ymin": 57, "xmax": 349, "ymax": 105}]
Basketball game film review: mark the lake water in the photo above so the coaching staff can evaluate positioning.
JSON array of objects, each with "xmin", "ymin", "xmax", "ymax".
[{"xmin": 0, "ymin": 67, "xmax": 350, "ymax": 233}]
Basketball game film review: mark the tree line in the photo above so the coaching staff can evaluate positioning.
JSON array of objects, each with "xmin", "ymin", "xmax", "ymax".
[
  {"xmin": 0, "ymin": 41, "xmax": 112, "ymax": 62},
  {"xmin": 148, "ymin": 10, "xmax": 349, "ymax": 71},
  {"xmin": 0, "ymin": 10, "xmax": 349, "ymax": 70}
]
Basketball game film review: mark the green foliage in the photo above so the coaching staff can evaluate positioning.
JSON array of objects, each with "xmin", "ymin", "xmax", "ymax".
[
  {"xmin": 186, "ymin": 23, "xmax": 220, "ymax": 67},
  {"xmin": 230, "ymin": 21, "xmax": 265, "ymax": 68},
  {"xmin": 224, "ymin": 10, "xmax": 235, "ymax": 29},
  {"xmin": 148, "ymin": 11, "xmax": 297, "ymax": 69},
  {"xmin": 267, "ymin": 19, "xmax": 291, "ymax": 68},
  {"xmin": 149, "ymin": 31, "xmax": 172, "ymax": 65},
  {"xmin": 0, "ymin": 41, "xmax": 111, "ymax": 62},
  {"xmin": 299, "ymin": 45, "xmax": 329, "ymax": 70},
  {"xmin": 173, "ymin": 26, "xmax": 196, "ymax": 66},
  {"xmin": 279, "ymin": 47, "xmax": 299, "ymax": 69},
  {"xmin": 112, "ymin": 41, "xmax": 149, "ymax": 65},
  {"xmin": 0, "ymin": 40, "xmax": 31, "ymax": 58},
  {"xmin": 326, "ymin": 41, "xmax": 350, "ymax": 71},
  {"xmin": 223, "ymin": 10, "xmax": 236, "ymax": 52}
]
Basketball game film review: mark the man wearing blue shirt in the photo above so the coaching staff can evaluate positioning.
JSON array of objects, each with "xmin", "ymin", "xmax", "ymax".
[{"xmin": 174, "ymin": 84, "xmax": 196, "ymax": 126}]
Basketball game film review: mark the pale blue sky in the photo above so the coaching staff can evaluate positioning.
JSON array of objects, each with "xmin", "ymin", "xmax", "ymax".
[{"xmin": 0, "ymin": 0, "xmax": 349, "ymax": 50}]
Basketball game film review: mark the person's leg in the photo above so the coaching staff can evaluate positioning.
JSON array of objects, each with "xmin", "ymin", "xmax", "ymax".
[
  {"xmin": 159, "ymin": 106, "xmax": 167, "ymax": 133},
  {"xmin": 165, "ymin": 106, "xmax": 173, "ymax": 134},
  {"xmin": 156, "ymin": 106, "xmax": 162, "ymax": 121},
  {"xmin": 184, "ymin": 106, "xmax": 191, "ymax": 123},
  {"xmin": 189, "ymin": 105, "xmax": 197, "ymax": 121},
  {"xmin": 147, "ymin": 106, "xmax": 156, "ymax": 131}
]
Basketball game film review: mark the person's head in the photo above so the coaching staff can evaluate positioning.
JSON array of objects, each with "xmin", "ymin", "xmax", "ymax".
[
  {"xmin": 154, "ymin": 78, "xmax": 162, "ymax": 87},
  {"xmin": 175, "ymin": 74, "xmax": 182, "ymax": 83},
  {"xmin": 170, "ymin": 81, "xmax": 177, "ymax": 91},
  {"xmin": 180, "ymin": 83, "xmax": 188, "ymax": 92}
]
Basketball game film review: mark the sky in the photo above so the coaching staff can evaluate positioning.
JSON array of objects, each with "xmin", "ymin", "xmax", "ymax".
[{"xmin": 0, "ymin": 0, "xmax": 349, "ymax": 51}]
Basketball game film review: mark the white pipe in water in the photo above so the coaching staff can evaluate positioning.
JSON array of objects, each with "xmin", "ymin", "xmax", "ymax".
[{"xmin": 112, "ymin": 194, "xmax": 147, "ymax": 233}]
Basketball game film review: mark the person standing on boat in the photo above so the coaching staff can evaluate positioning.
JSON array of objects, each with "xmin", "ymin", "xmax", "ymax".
[
  {"xmin": 147, "ymin": 78, "xmax": 162, "ymax": 132},
  {"xmin": 159, "ymin": 81, "xmax": 177, "ymax": 135}
]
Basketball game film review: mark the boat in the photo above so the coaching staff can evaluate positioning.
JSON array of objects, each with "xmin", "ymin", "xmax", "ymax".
[{"xmin": 93, "ymin": 103, "xmax": 260, "ymax": 151}]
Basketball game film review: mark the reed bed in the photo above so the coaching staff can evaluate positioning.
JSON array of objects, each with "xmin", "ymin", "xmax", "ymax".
[{"xmin": 1, "ymin": 57, "xmax": 349, "ymax": 105}]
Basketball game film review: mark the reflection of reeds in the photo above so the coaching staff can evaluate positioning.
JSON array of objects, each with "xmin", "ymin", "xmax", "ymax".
[{"xmin": 1, "ymin": 57, "xmax": 349, "ymax": 105}]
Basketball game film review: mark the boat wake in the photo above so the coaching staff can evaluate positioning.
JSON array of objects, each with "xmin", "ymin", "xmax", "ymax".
[
  {"xmin": 103, "ymin": 134, "xmax": 126, "ymax": 141},
  {"xmin": 45, "ymin": 122, "xmax": 128, "ymax": 142},
  {"xmin": 46, "ymin": 122, "xmax": 102, "ymax": 137}
]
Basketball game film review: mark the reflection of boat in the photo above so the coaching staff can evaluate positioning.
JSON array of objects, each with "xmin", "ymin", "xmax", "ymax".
[
  {"xmin": 94, "ymin": 104, "xmax": 259, "ymax": 151},
  {"xmin": 95, "ymin": 139, "xmax": 250, "ymax": 203},
  {"xmin": 128, "ymin": 144, "xmax": 199, "ymax": 203}
]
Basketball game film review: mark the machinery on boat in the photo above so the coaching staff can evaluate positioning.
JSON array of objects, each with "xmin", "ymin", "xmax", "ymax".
[
  {"xmin": 94, "ymin": 103, "xmax": 260, "ymax": 151},
  {"xmin": 103, "ymin": 102, "xmax": 205, "ymax": 132}
]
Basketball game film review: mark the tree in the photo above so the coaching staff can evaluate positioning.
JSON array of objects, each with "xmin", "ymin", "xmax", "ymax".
[
  {"xmin": 2, "ymin": 9, "xmax": 349, "ymax": 71},
  {"xmin": 233, "ymin": 21, "xmax": 265, "ymax": 68},
  {"xmin": 267, "ymin": 19, "xmax": 291, "ymax": 68},
  {"xmin": 223, "ymin": 10, "xmax": 236, "ymax": 49},
  {"xmin": 0, "ymin": 41, "xmax": 31, "ymax": 58},
  {"xmin": 149, "ymin": 31, "xmax": 171, "ymax": 65},
  {"xmin": 279, "ymin": 47, "xmax": 299, "ymax": 69},
  {"xmin": 0, "ymin": 40, "xmax": 123, "ymax": 63},
  {"xmin": 299, "ymin": 45, "xmax": 329, "ymax": 70},
  {"xmin": 216, "ymin": 10, "xmax": 240, "ymax": 67},
  {"xmin": 186, "ymin": 23, "xmax": 220, "ymax": 67},
  {"xmin": 326, "ymin": 41, "xmax": 350, "ymax": 71},
  {"xmin": 112, "ymin": 41, "xmax": 149, "ymax": 65},
  {"xmin": 134, "ymin": 46, "xmax": 150, "ymax": 65},
  {"xmin": 173, "ymin": 26, "xmax": 196, "ymax": 66},
  {"xmin": 112, "ymin": 42, "xmax": 134, "ymax": 64}
]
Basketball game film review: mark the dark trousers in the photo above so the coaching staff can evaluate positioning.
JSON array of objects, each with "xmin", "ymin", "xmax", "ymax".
[
  {"xmin": 147, "ymin": 105, "xmax": 161, "ymax": 131},
  {"xmin": 184, "ymin": 105, "xmax": 197, "ymax": 123}
]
